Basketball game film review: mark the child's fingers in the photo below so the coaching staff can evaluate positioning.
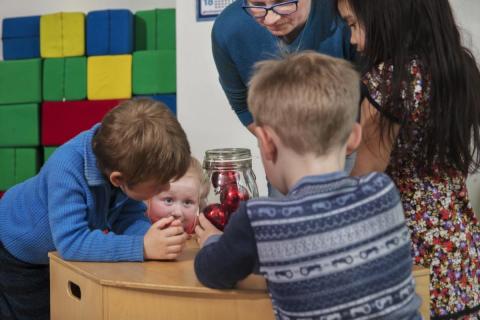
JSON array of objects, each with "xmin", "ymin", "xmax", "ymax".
[
  {"xmin": 170, "ymin": 219, "xmax": 183, "ymax": 227},
  {"xmin": 166, "ymin": 244, "xmax": 184, "ymax": 254},
  {"xmin": 166, "ymin": 232, "xmax": 188, "ymax": 245},
  {"xmin": 198, "ymin": 214, "xmax": 218, "ymax": 232},
  {"xmin": 163, "ymin": 225, "xmax": 185, "ymax": 237},
  {"xmin": 152, "ymin": 216, "xmax": 175, "ymax": 229}
]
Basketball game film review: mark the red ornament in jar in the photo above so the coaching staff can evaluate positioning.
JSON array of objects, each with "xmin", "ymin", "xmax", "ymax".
[
  {"xmin": 220, "ymin": 184, "xmax": 250, "ymax": 213},
  {"xmin": 211, "ymin": 171, "xmax": 239, "ymax": 189},
  {"xmin": 203, "ymin": 203, "xmax": 229, "ymax": 231}
]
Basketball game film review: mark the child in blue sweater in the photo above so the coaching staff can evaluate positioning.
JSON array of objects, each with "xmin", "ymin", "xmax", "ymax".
[
  {"xmin": 194, "ymin": 52, "xmax": 422, "ymax": 319},
  {"xmin": 0, "ymin": 99, "xmax": 191, "ymax": 320}
]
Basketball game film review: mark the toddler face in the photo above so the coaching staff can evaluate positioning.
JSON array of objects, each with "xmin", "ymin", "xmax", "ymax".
[{"xmin": 147, "ymin": 175, "xmax": 200, "ymax": 234}]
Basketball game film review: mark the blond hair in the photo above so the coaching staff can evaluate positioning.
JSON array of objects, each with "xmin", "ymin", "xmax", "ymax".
[
  {"xmin": 93, "ymin": 98, "xmax": 191, "ymax": 186},
  {"xmin": 184, "ymin": 157, "xmax": 210, "ymax": 210},
  {"xmin": 248, "ymin": 51, "xmax": 360, "ymax": 155}
]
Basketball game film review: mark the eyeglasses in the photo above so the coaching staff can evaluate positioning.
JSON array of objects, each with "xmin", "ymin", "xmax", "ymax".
[{"xmin": 242, "ymin": 0, "xmax": 299, "ymax": 19}]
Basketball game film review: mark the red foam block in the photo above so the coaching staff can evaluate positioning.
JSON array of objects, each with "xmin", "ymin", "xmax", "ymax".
[
  {"xmin": 42, "ymin": 100, "xmax": 121, "ymax": 146},
  {"xmin": 0, "ymin": 191, "xmax": 4, "ymax": 198}
]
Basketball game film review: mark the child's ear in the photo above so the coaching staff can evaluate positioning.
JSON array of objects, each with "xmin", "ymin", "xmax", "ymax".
[
  {"xmin": 109, "ymin": 171, "xmax": 124, "ymax": 187},
  {"xmin": 254, "ymin": 126, "xmax": 277, "ymax": 162},
  {"xmin": 346, "ymin": 122, "xmax": 362, "ymax": 155}
]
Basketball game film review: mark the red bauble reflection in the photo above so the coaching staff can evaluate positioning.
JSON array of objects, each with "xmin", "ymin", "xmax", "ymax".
[
  {"xmin": 203, "ymin": 203, "xmax": 229, "ymax": 231},
  {"xmin": 211, "ymin": 171, "xmax": 238, "ymax": 189},
  {"xmin": 220, "ymin": 184, "xmax": 250, "ymax": 213}
]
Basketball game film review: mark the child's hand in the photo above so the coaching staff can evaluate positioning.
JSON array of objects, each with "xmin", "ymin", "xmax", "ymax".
[
  {"xmin": 195, "ymin": 213, "xmax": 223, "ymax": 248},
  {"xmin": 143, "ymin": 216, "xmax": 188, "ymax": 260}
]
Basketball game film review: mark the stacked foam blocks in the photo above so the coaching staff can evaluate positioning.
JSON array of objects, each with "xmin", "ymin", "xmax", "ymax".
[{"xmin": 0, "ymin": 8, "xmax": 176, "ymax": 196}]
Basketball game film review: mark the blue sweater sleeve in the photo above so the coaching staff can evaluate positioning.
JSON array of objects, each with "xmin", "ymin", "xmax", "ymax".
[
  {"xmin": 194, "ymin": 202, "xmax": 258, "ymax": 289},
  {"xmin": 47, "ymin": 160, "xmax": 145, "ymax": 262},
  {"xmin": 211, "ymin": 27, "xmax": 254, "ymax": 127},
  {"xmin": 112, "ymin": 201, "xmax": 151, "ymax": 236}
]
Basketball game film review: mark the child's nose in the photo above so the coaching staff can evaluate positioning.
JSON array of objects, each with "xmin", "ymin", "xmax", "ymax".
[{"xmin": 171, "ymin": 205, "xmax": 184, "ymax": 221}]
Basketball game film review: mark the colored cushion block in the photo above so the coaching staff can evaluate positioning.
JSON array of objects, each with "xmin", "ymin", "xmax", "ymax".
[
  {"xmin": 0, "ymin": 59, "xmax": 42, "ymax": 104},
  {"xmin": 136, "ymin": 94, "xmax": 176, "ymax": 115},
  {"xmin": 133, "ymin": 50, "xmax": 175, "ymax": 94},
  {"xmin": 87, "ymin": 55, "xmax": 132, "ymax": 100},
  {"xmin": 2, "ymin": 15, "xmax": 40, "ymax": 60},
  {"xmin": 43, "ymin": 57, "xmax": 87, "ymax": 101},
  {"xmin": 0, "ymin": 191, "xmax": 4, "ymax": 198},
  {"xmin": 41, "ymin": 100, "xmax": 120, "ymax": 146},
  {"xmin": 0, "ymin": 104, "xmax": 39, "ymax": 146},
  {"xmin": 0, "ymin": 148, "xmax": 38, "ymax": 190},
  {"xmin": 135, "ymin": 9, "xmax": 175, "ymax": 50},
  {"xmin": 43, "ymin": 146, "xmax": 58, "ymax": 163},
  {"xmin": 40, "ymin": 12, "xmax": 85, "ymax": 58},
  {"xmin": 86, "ymin": 9, "xmax": 133, "ymax": 56}
]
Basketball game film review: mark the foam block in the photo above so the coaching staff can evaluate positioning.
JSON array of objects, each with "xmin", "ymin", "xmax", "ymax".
[
  {"xmin": 135, "ymin": 9, "xmax": 175, "ymax": 50},
  {"xmin": 86, "ymin": 9, "xmax": 133, "ymax": 56},
  {"xmin": 40, "ymin": 12, "xmax": 85, "ymax": 58},
  {"xmin": 41, "ymin": 100, "xmax": 121, "ymax": 146},
  {"xmin": 2, "ymin": 15, "xmax": 40, "ymax": 60},
  {"xmin": 136, "ymin": 94, "xmax": 176, "ymax": 115},
  {"xmin": 0, "ymin": 59, "xmax": 42, "ymax": 104},
  {"xmin": 43, "ymin": 57, "xmax": 87, "ymax": 101},
  {"xmin": 43, "ymin": 146, "xmax": 58, "ymax": 163},
  {"xmin": 0, "ymin": 148, "xmax": 38, "ymax": 190},
  {"xmin": 0, "ymin": 104, "xmax": 39, "ymax": 146},
  {"xmin": 87, "ymin": 55, "xmax": 132, "ymax": 100},
  {"xmin": 132, "ymin": 50, "xmax": 175, "ymax": 94},
  {"xmin": 0, "ymin": 191, "xmax": 4, "ymax": 198}
]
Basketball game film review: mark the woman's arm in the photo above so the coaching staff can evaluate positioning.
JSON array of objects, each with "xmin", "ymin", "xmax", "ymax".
[{"xmin": 351, "ymin": 98, "xmax": 400, "ymax": 176}]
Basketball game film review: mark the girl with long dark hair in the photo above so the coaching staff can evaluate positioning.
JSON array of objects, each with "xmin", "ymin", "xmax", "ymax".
[{"xmin": 337, "ymin": 0, "xmax": 480, "ymax": 318}]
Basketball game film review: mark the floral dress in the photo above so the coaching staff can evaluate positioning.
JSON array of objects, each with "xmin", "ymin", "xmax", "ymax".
[{"xmin": 363, "ymin": 60, "xmax": 480, "ymax": 319}]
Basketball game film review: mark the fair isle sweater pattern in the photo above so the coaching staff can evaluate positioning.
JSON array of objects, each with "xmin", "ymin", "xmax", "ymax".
[{"xmin": 247, "ymin": 172, "xmax": 420, "ymax": 320}]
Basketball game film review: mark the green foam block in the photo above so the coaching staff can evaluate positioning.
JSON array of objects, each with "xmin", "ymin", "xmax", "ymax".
[
  {"xmin": 135, "ymin": 9, "xmax": 175, "ymax": 51},
  {"xmin": 0, "ymin": 104, "xmax": 39, "ymax": 147},
  {"xmin": 43, "ymin": 57, "xmax": 87, "ymax": 101},
  {"xmin": 0, "ymin": 59, "xmax": 42, "ymax": 105},
  {"xmin": 43, "ymin": 146, "xmax": 58, "ymax": 163},
  {"xmin": 0, "ymin": 148, "xmax": 38, "ymax": 190},
  {"xmin": 133, "ymin": 50, "xmax": 176, "ymax": 94}
]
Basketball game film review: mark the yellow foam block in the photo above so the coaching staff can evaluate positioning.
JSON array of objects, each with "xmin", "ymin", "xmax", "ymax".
[
  {"xmin": 87, "ymin": 55, "xmax": 132, "ymax": 100},
  {"xmin": 40, "ymin": 12, "xmax": 85, "ymax": 58}
]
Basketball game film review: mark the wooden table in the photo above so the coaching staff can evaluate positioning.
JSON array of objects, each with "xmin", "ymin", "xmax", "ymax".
[{"xmin": 49, "ymin": 241, "xmax": 430, "ymax": 320}]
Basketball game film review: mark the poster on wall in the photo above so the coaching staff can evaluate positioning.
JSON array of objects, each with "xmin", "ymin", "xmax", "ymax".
[{"xmin": 197, "ymin": 0, "xmax": 236, "ymax": 21}]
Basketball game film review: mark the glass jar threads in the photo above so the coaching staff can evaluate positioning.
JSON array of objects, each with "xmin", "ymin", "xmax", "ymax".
[{"xmin": 202, "ymin": 148, "xmax": 259, "ymax": 230}]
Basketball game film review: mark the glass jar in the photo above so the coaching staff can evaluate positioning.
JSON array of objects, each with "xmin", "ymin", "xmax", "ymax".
[{"xmin": 202, "ymin": 148, "xmax": 259, "ymax": 230}]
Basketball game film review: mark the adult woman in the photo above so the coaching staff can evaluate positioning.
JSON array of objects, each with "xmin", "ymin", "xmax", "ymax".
[
  {"xmin": 213, "ymin": 0, "xmax": 356, "ymax": 195},
  {"xmin": 337, "ymin": 0, "xmax": 480, "ymax": 318}
]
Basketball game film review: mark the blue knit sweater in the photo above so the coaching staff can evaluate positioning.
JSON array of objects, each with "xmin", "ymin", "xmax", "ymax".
[
  {"xmin": 0, "ymin": 124, "xmax": 151, "ymax": 265},
  {"xmin": 195, "ymin": 172, "xmax": 422, "ymax": 319},
  {"xmin": 212, "ymin": 0, "xmax": 355, "ymax": 126}
]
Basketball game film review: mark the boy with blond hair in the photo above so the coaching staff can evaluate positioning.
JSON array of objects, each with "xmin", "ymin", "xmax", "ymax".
[
  {"xmin": 194, "ymin": 52, "xmax": 422, "ymax": 319},
  {"xmin": 0, "ymin": 99, "xmax": 190, "ymax": 320}
]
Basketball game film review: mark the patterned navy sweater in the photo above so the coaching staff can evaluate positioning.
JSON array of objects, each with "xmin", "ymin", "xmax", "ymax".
[{"xmin": 195, "ymin": 172, "xmax": 422, "ymax": 319}]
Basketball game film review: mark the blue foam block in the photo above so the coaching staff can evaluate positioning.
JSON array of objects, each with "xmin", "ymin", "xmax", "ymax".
[
  {"xmin": 86, "ymin": 9, "xmax": 133, "ymax": 56},
  {"xmin": 135, "ymin": 94, "xmax": 177, "ymax": 115},
  {"xmin": 2, "ymin": 16, "xmax": 40, "ymax": 60}
]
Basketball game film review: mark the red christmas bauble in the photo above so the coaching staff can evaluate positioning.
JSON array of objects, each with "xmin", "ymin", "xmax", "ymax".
[
  {"xmin": 220, "ymin": 184, "xmax": 250, "ymax": 213},
  {"xmin": 203, "ymin": 203, "xmax": 229, "ymax": 231},
  {"xmin": 211, "ymin": 171, "xmax": 238, "ymax": 189}
]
